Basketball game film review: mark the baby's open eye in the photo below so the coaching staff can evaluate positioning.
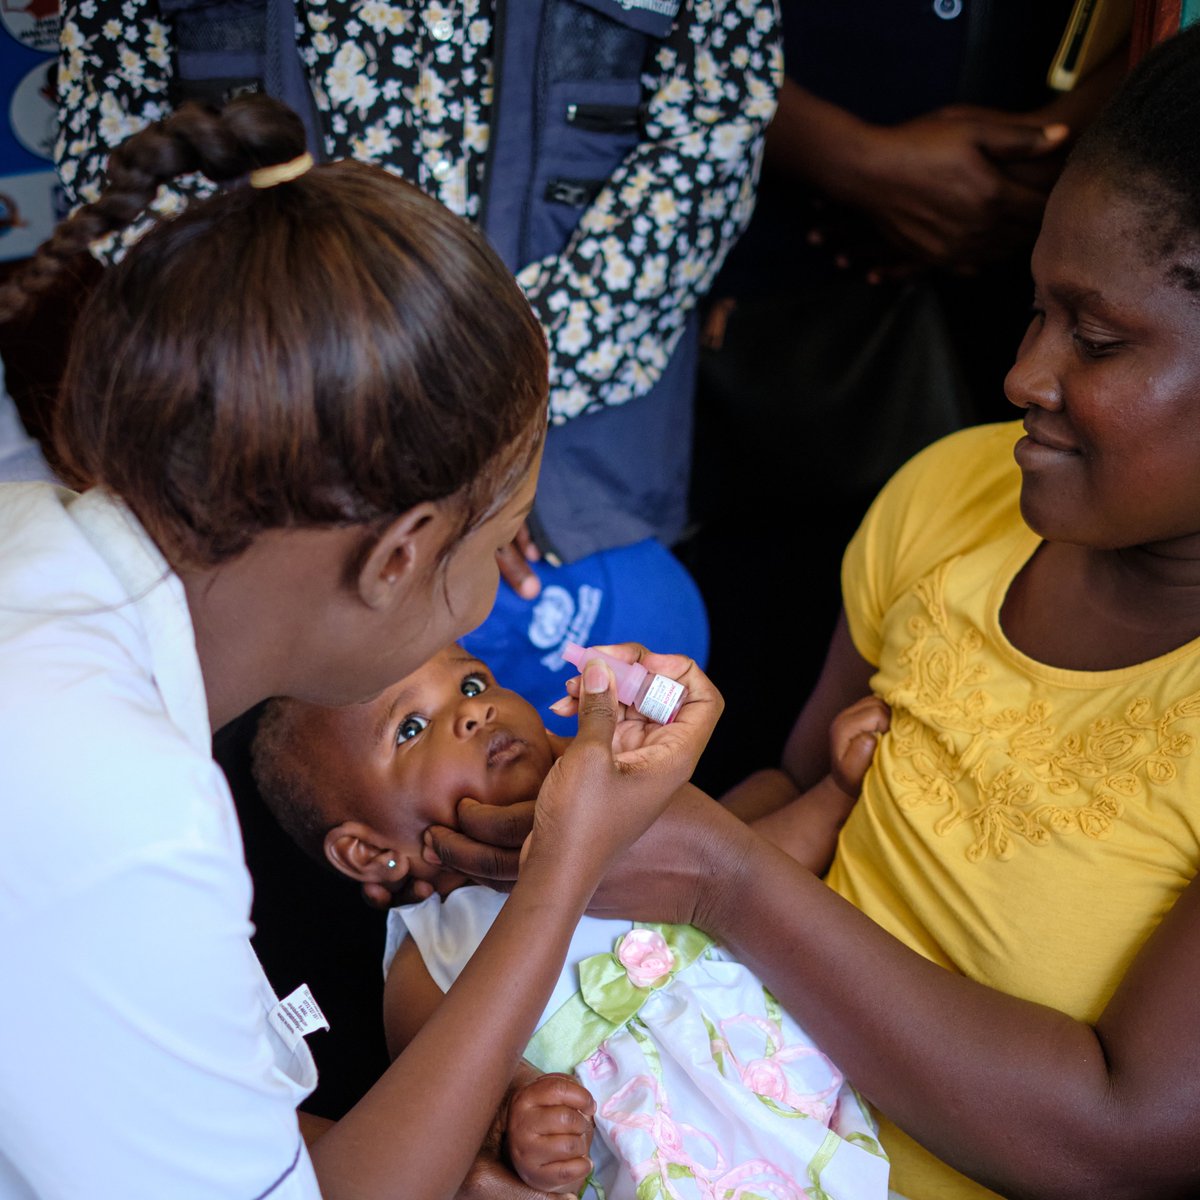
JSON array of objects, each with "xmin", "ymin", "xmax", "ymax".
[
  {"xmin": 396, "ymin": 713, "xmax": 429, "ymax": 743},
  {"xmin": 461, "ymin": 672, "xmax": 489, "ymax": 698}
]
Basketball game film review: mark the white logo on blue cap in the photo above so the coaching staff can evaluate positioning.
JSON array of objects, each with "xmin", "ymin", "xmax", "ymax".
[
  {"xmin": 528, "ymin": 586, "xmax": 576, "ymax": 650},
  {"xmin": 533, "ymin": 585, "xmax": 604, "ymax": 670}
]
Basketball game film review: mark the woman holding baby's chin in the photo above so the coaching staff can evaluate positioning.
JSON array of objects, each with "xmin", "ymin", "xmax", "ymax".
[
  {"xmin": 426, "ymin": 27, "xmax": 1200, "ymax": 1200},
  {"xmin": 0, "ymin": 94, "xmax": 721, "ymax": 1200}
]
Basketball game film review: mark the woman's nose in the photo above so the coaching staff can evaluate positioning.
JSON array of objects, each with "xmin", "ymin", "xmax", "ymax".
[
  {"xmin": 1004, "ymin": 320, "xmax": 1061, "ymax": 413},
  {"xmin": 454, "ymin": 699, "xmax": 497, "ymax": 738}
]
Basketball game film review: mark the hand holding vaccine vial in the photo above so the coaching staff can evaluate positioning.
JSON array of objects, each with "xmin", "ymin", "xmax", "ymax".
[{"xmin": 560, "ymin": 642, "xmax": 687, "ymax": 725}]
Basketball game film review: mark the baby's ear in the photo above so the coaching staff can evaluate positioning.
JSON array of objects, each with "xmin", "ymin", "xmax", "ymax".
[{"xmin": 324, "ymin": 821, "xmax": 408, "ymax": 884}]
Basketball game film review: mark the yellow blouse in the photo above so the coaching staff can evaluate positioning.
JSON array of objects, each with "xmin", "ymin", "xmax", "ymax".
[{"xmin": 827, "ymin": 421, "xmax": 1200, "ymax": 1200}]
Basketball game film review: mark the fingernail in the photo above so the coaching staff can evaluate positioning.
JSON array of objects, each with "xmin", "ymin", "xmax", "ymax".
[
  {"xmin": 583, "ymin": 661, "xmax": 609, "ymax": 694},
  {"xmin": 1043, "ymin": 123, "xmax": 1069, "ymax": 142},
  {"xmin": 421, "ymin": 844, "xmax": 440, "ymax": 864},
  {"xmin": 549, "ymin": 697, "xmax": 571, "ymax": 714},
  {"xmin": 518, "ymin": 576, "xmax": 540, "ymax": 600}
]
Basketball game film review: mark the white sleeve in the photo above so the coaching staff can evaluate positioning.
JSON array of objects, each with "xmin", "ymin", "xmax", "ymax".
[{"xmin": 0, "ymin": 694, "xmax": 323, "ymax": 1198}]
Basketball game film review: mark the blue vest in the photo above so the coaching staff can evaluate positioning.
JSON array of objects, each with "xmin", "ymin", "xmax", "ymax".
[
  {"xmin": 167, "ymin": 0, "xmax": 694, "ymax": 563},
  {"xmin": 482, "ymin": 0, "xmax": 694, "ymax": 564}
]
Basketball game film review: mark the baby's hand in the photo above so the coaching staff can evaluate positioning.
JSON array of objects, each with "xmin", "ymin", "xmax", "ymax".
[
  {"xmin": 504, "ymin": 1071, "xmax": 596, "ymax": 1195},
  {"xmin": 829, "ymin": 695, "xmax": 890, "ymax": 797}
]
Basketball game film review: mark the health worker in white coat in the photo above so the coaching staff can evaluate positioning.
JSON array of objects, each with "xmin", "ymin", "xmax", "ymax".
[{"xmin": 0, "ymin": 94, "xmax": 718, "ymax": 1200}]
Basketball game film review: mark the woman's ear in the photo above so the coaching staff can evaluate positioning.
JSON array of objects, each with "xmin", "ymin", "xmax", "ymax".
[
  {"xmin": 324, "ymin": 821, "xmax": 408, "ymax": 884},
  {"xmin": 356, "ymin": 503, "xmax": 445, "ymax": 611}
]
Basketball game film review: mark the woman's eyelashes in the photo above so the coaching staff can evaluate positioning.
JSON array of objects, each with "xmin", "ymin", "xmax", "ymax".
[
  {"xmin": 1029, "ymin": 299, "xmax": 1122, "ymax": 360},
  {"xmin": 1072, "ymin": 329, "xmax": 1122, "ymax": 358}
]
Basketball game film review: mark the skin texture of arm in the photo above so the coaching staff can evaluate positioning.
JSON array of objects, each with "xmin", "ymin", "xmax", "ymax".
[
  {"xmin": 690, "ymin": 820, "xmax": 1200, "ymax": 1200},
  {"xmin": 310, "ymin": 844, "xmax": 600, "ymax": 1198},
  {"xmin": 744, "ymin": 772, "xmax": 851, "ymax": 875}
]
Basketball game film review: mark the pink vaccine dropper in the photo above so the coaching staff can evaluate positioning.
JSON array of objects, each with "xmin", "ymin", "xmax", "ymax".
[{"xmin": 560, "ymin": 642, "xmax": 687, "ymax": 725}]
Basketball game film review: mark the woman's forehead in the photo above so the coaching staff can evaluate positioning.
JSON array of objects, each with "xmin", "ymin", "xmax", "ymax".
[{"xmin": 1036, "ymin": 167, "xmax": 1195, "ymax": 301}]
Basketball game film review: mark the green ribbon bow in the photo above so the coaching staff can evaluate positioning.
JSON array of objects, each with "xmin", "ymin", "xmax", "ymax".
[{"xmin": 525, "ymin": 923, "xmax": 713, "ymax": 1075}]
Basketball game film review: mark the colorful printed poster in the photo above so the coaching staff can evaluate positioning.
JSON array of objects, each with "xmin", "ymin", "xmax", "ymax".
[{"xmin": 0, "ymin": 0, "xmax": 65, "ymax": 261}]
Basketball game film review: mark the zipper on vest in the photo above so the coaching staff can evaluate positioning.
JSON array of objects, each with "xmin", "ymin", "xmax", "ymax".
[
  {"xmin": 565, "ymin": 102, "xmax": 644, "ymax": 133},
  {"xmin": 544, "ymin": 178, "xmax": 604, "ymax": 207}
]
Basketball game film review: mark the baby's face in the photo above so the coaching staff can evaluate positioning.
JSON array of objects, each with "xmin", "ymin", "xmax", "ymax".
[{"xmin": 305, "ymin": 646, "xmax": 555, "ymax": 891}]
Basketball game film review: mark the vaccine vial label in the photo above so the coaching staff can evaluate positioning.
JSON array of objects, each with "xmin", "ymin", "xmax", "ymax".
[
  {"xmin": 637, "ymin": 674, "xmax": 685, "ymax": 724},
  {"xmin": 269, "ymin": 983, "xmax": 330, "ymax": 1051}
]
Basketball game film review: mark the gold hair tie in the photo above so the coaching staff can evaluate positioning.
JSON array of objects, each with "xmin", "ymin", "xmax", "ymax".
[{"xmin": 249, "ymin": 152, "xmax": 314, "ymax": 190}]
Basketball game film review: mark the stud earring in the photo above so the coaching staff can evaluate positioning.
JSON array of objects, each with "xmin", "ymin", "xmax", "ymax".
[{"xmin": 386, "ymin": 858, "xmax": 397, "ymax": 870}]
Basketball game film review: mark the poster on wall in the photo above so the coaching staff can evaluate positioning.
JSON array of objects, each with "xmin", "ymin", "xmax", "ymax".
[{"xmin": 0, "ymin": 0, "xmax": 64, "ymax": 262}]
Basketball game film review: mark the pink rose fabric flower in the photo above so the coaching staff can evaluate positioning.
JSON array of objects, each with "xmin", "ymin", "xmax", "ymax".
[
  {"xmin": 616, "ymin": 928, "xmax": 675, "ymax": 989},
  {"xmin": 584, "ymin": 1047, "xmax": 618, "ymax": 1082},
  {"xmin": 741, "ymin": 1057, "xmax": 789, "ymax": 1103}
]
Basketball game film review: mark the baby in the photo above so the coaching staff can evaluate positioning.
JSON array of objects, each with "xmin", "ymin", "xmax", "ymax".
[{"xmin": 252, "ymin": 645, "xmax": 892, "ymax": 1200}]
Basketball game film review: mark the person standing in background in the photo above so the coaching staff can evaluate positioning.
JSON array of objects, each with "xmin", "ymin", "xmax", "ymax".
[
  {"xmin": 54, "ymin": 0, "xmax": 781, "ymax": 584},
  {"xmin": 690, "ymin": 0, "xmax": 1127, "ymax": 795}
]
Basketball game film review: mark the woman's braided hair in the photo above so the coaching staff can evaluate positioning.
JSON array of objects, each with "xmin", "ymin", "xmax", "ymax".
[
  {"xmin": 0, "ymin": 95, "xmax": 547, "ymax": 567},
  {"xmin": 0, "ymin": 99, "xmax": 305, "ymax": 323}
]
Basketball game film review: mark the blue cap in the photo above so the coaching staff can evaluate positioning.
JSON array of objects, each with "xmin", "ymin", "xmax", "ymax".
[{"xmin": 460, "ymin": 537, "xmax": 709, "ymax": 735}]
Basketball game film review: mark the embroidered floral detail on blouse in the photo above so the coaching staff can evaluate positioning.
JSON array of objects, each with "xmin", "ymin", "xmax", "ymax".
[{"xmin": 885, "ymin": 560, "xmax": 1200, "ymax": 862}]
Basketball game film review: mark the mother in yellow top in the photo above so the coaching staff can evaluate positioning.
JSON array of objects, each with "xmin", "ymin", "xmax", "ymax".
[{"xmin": 425, "ymin": 22, "xmax": 1200, "ymax": 1200}]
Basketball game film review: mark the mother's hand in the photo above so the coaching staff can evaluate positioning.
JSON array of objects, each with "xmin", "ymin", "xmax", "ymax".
[
  {"xmin": 424, "ymin": 783, "xmax": 749, "ymax": 933},
  {"xmin": 582, "ymin": 782, "xmax": 752, "ymax": 927}
]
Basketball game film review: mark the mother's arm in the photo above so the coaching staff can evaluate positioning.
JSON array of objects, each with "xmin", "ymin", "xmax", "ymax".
[
  {"xmin": 426, "ymin": 626, "xmax": 1200, "ymax": 1197},
  {"xmin": 680, "ymin": 812, "xmax": 1200, "ymax": 1200},
  {"xmin": 598, "ymin": 625, "xmax": 1200, "ymax": 1200}
]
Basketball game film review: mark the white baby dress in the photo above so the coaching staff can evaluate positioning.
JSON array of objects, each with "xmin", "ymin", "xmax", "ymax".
[{"xmin": 385, "ymin": 886, "xmax": 894, "ymax": 1200}]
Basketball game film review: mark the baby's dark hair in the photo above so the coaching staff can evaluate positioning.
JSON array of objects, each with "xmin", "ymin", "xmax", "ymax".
[
  {"xmin": 0, "ymin": 95, "xmax": 547, "ymax": 566},
  {"xmin": 1069, "ymin": 22, "xmax": 1200, "ymax": 290},
  {"xmin": 251, "ymin": 697, "xmax": 342, "ymax": 867}
]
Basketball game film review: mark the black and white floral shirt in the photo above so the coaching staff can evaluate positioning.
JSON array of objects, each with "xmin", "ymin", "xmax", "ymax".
[{"xmin": 56, "ymin": 0, "xmax": 780, "ymax": 422}]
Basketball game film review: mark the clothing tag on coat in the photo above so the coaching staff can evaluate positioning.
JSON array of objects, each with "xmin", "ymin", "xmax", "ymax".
[{"xmin": 268, "ymin": 983, "xmax": 330, "ymax": 1051}]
